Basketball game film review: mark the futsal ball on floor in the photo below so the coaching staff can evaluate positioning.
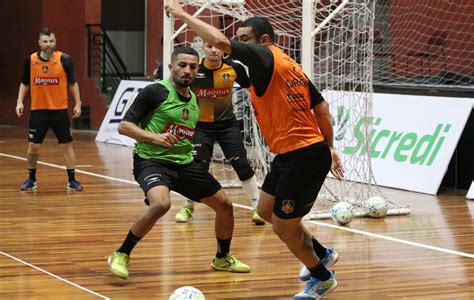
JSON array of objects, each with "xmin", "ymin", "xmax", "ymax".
[
  {"xmin": 365, "ymin": 196, "xmax": 388, "ymax": 218},
  {"xmin": 169, "ymin": 286, "xmax": 205, "ymax": 300},
  {"xmin": 331, "ymin": 202, "xmax": 354, "ymax": 225}
]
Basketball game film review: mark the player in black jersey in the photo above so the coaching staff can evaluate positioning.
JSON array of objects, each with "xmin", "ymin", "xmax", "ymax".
[{"xmin": 175, "ymin": 42, "xmax": 265, "ymax": 225}]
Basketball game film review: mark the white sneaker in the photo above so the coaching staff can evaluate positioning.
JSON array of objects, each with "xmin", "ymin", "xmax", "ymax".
[{"xmin": 299, "ymin": 248, "xmax": 339, "ymax": 281}]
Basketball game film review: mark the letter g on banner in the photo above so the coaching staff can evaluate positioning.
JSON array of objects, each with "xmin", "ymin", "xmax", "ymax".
[{"xmin": 110, "ymin": 87, "xmax": 144, "ymax": 123}]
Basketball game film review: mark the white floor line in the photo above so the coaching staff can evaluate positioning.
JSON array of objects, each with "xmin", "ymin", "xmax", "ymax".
[
  {"xmin": 307, "ymin": 220, "xmax": 474, "ymax": 259},
  {"xmin": 0, "ymin": 153, "xmax": 138, "ymax": 185},
  {"xmin": 0, "ymin": 251, "xmax": 110, "ymax": 300},
  {"xmin": 2, "ymin": 152, "xmax": 473, "ymax": 260}
]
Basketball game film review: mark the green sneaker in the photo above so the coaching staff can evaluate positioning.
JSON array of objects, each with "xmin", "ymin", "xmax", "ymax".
[
  {"xmin": 175, "ymin": 205, "xmax": 194, "ymax": 223},
  {"xmin": 252, "ymin": 209, "xmax": 265, "ymax": 225},
  {"xmin": 108, "ymin": 252, "xmax": 130, "ymax": 279},
  {"xmin": 211, "ymin": 253, "xmax": 251, "ymax": 273}
]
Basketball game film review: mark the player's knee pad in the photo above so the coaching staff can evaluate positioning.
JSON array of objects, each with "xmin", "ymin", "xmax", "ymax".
[{"xmin": 230, "ymin": 156, "xmax": 254, "ymax": 181}]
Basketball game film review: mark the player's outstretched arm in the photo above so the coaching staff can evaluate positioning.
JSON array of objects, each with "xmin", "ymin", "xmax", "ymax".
[{"xmin": 165, "ymin": 0, "xmax": 231, "ymax": 53}]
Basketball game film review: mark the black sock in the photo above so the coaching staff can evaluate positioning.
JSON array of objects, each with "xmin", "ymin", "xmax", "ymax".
[
  {"xmin": 67, "ymin": 169, "xmax": 75, "ymax": 181},
  {"xmin": 308, "ymin": 263, "xmax": 331, "ymax": 281},
  {"xmin": 216, "ymin": 237, "xmax": 232, "ymax": 258},
  {"xmin": 117, "ymin": 230, "xmax": 142, "ymax": 256},
  {"xmin": 28, "ymin": 168, "xmax": 37, "ymax": 181},
  {"xmin": 312, "ymin": 238, "xmax": 327, "ymax": 260}
]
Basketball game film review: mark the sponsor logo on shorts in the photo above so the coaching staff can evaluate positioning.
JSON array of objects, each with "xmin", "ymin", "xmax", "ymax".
[
  {"xmin": 281, "ymin": 199, "xmax": 295, "ymax": 214},
  {"xmin": 144, "ymin": 173, "xmax": 162, "ymax": 186}
]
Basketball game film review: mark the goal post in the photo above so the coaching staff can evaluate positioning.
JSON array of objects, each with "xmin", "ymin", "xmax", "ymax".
[{"xmin": 162, "ymin": 0, "xmax": 411, "ymax": 219}]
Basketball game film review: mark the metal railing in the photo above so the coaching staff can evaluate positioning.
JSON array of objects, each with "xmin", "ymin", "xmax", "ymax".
[{"xmin": 86, "ymin": 23, "xmax": 130, "ymax": 98}]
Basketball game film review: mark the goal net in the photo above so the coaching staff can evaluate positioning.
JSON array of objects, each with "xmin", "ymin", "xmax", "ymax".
[{"xmin": 163, "ymin": 0, "xmax": 410, "ymax": 219}]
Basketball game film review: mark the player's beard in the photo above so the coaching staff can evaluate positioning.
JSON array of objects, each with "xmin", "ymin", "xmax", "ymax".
[
  {"xmin": 174, "ymin": 74, "xmax": 194, "ymax": 88},
  {"xmin": 41, "ymin": 47, "xmax": 55, "ymax": 58}
]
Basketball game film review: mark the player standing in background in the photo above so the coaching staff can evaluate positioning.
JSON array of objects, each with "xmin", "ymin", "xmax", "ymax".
[
  {"xmin": 165, "ymin": 1, "xmax": 345, "ymax": 298},
  {"xmin": 15, "ymin": 28, "xmax": 83, "ymax": 191},
  {"xmin": 107, "ymin": 47, "xmax": 251, "ymax": 280},
  {"xmin": 175, "ymin": 41, "xmax": 265, "ymax": 225}
]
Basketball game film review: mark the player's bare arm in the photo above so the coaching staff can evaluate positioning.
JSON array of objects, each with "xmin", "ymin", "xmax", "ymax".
[
  {"xmin": 165, "ymin": 0, "xmax": 231, "ymax": 53},
  {"xmin": 15, "ymin": 83, "xmax": 30, "ymax": 117},
  {"xmin": 69, "ymin": 82, "xmax": 82, "ymax": 118},
  {"xmin": 313, "ymin": 100, "xmax": 344, "ymax": 180},
  {"xmin": 118, "ymin": 120, "xmax": 180, "ymax": 148}
]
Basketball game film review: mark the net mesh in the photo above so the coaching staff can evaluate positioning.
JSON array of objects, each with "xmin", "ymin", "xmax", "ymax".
[{"xmin": 167, "ymin": 0, "xmax": 410, "ymax": 219}]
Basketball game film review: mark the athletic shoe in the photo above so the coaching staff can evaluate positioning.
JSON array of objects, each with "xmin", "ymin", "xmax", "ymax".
[
  {"xmin": 211, "ymin": 253, "xmax": 251, "ymax": 273},
  {"xmin": 294, "ymin": 272, "xmax": 337, "ymax": 299},
  {"xmin": 20, "ymin": 178, "xmax": 37, "ymax": 190},
  {"xmin": 67, "ymin": 180, "xmax": 83, "ymax": 191},
  {"xmin": 108, "ymin": 252, "xmax": 130, "ymax": 279},
  {"xmin": 252, "ymin": 209, "xmax": 265, "ymax": 225},
  {"xmin": 175, "ymin": 205, "xmax": 194, "ymax": 222},
  {"xmin": 299, "ymin": 248, "xmax": 339, "ymax": 281}
]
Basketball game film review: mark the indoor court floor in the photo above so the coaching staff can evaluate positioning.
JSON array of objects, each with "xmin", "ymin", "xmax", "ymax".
[{"xmin": 0, "ymin": 128, "xmax": 473, "ymax": 299}]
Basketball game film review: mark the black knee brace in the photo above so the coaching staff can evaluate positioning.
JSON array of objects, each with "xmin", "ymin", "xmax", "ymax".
[{"xmin": 230, "ymin": 156, "xmax": 254, "ymax": 181}]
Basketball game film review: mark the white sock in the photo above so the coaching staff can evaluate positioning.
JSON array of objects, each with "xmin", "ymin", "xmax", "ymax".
[
  {"xmin": 184, "ymin": 199, "xmax": 195, "ymax": 209},
  {"xmin": 241, "ymin": 175, "xmax": 259, "ymax": 210}
]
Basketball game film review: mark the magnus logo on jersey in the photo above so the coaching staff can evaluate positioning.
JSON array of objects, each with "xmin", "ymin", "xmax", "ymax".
[
  {"xmin": 163, "ymin": 123, "xmax": 194, "ymax": 140},
  {"xmin": 33, "ymin": 77, "xmax": 59, "ymax": 86},
  {"xmin": 194, "ymin": 88, "xmax": 231, "ymax": 99}
]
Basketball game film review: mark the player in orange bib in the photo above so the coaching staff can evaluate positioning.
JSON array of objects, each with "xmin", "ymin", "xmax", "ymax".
[
  {"xmin": 15, "ymin": 28, "xmax": 83, "ymax": 191},
  {"xmin": 166, "ymin": 1, "xmax": 345, "ymax": 298}
]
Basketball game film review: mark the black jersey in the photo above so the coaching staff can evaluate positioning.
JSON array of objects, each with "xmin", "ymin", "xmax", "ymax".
[{"xmin": 192, "ymin": 58, "xmax": 250, "ymax": 123}]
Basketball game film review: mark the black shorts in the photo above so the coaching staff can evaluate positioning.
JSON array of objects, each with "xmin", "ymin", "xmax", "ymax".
[
  {"xmin": 262, "ymin": 142, "xmax": 332, "ymax": 219},
  {"xmin": 194, "ymin": 118, "xmax": 247, "ymax": 162},
  {"xmin": 133, "ymin": 155, "xmax": 222, "ymax": 202},
  {"xmin": 28, "ymin": 109, "xmax": 73, "ymax": 144}
]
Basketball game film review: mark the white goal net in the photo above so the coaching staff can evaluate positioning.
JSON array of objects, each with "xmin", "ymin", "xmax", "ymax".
[{"xmin": 164, "ymin": 0, "xmax": 410, "ymax": 219}]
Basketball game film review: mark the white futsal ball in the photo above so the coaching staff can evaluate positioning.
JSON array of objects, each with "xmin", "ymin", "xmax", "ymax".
[
  {"xmin": 331, "ymin": 202, "xmax": 354, "ymax": 225},
  {"xmin": 169, "ymin": 286, "xmax": 205, "ymax": 300},
  {"xmin": 365, "ymin": 196, "xmax": 388, "ymax": 218}
]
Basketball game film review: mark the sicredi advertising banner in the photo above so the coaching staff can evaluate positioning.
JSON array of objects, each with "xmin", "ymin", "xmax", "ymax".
[
  {"xmin": 96, "ymin": 80, "xmax": 153, "ymax": 146},
  {"xmin": 97, "ymin": 84, "xmax": 471, "ymax": 195},
  {"xmin": 324, "ymin": 91, "xmax": 472, "ymax": 194}
]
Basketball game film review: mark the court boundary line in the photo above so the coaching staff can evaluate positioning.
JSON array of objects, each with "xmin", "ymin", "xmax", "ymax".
[
  {"xmin": 2, "ymin": 152, "xmax": 473, "ymax": 261},
  {"xmin": 0, "ymin": 251, "xmax": 110, "ymax": 299}
]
